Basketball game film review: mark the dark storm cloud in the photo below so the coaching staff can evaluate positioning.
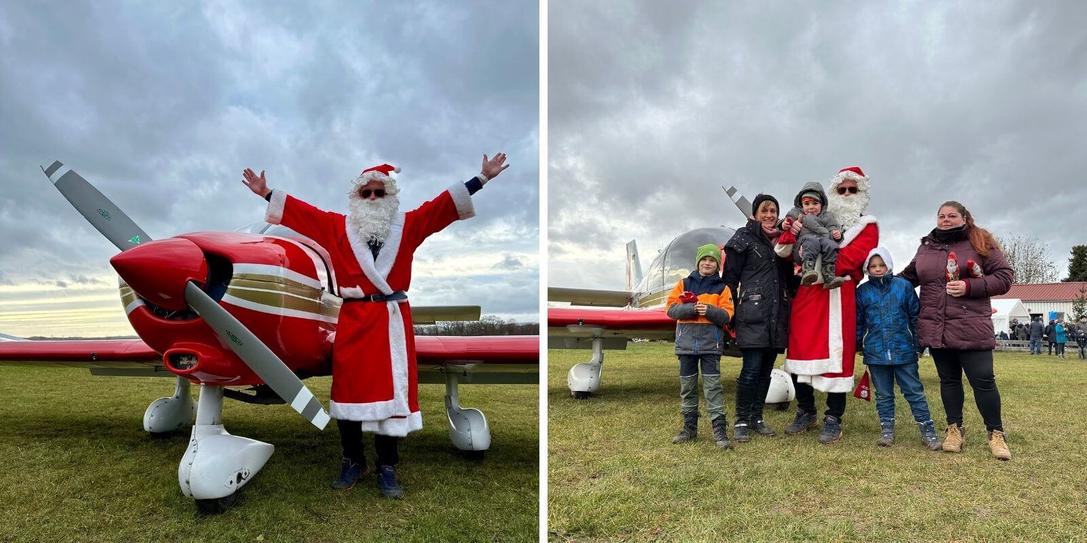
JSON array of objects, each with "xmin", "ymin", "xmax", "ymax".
[
  {"xmin": 549, "ymin": 1, "xmax": 1087, "ymax": 289},
  {"xmin": 0, "ymin": 1, "xmax": 538, "ymax": 324}
]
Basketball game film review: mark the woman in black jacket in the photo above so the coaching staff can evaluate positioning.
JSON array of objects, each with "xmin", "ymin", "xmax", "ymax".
[{"xmin": 722, "ymin": 194, "xmax": 800, "ymax": 442}]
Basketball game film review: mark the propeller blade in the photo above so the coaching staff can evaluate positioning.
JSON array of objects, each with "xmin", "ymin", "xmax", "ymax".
[
  {"xmin": 183, "ymin": 282, "xmax": 330, "ymax": 430},
  {"xmin": 41, "ymin": 161, "xmax": 152, "ymax": 250}
]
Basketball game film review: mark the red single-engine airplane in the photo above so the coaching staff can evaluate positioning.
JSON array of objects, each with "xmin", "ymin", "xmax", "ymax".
[{"xmin": 0, "ymin": 161, "xmax": 537, "ymax": 512}]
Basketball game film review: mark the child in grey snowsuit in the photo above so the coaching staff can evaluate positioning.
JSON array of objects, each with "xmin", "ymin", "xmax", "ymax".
[{"xmin": 784, "ymin": 181, "xmax": 844, "ymax": 289}]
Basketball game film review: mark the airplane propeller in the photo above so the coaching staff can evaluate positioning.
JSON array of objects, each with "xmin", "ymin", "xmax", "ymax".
[{"xmin": 42, "ymin": 161, "xmax": 331, "ymax": 430}]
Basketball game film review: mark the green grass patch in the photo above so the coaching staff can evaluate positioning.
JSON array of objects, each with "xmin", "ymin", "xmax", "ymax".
[
  {"xmin": 548, "ymin": 343, "xmax": 1087, "ymax": 542},
  {"xmin": 0, "ymin": 367, "xmax": 537, "ymax": 542}
]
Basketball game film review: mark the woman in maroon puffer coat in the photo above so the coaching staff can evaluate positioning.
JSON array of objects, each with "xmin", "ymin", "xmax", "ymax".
[{"xmin": 899, "ymin": 201, "xmax": 1014, "ymax": 461}]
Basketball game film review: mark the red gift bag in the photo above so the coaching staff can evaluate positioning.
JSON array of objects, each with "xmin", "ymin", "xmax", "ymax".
[{"xmin": 853, "ymin": 369, "xmax": 872, "ymax": 402}]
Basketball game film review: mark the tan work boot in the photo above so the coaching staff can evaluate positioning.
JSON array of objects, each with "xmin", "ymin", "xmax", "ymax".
[
  {"xmin": 988, "ymin": 430, "xmax": 1012, "ymax": 461},
  {"xmin": 942, "ymin": 425, "xmax": 964, "ymax": 453}
]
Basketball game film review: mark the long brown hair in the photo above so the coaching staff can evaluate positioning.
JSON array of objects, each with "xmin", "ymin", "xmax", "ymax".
[{"xmin": 939, "ymin": 201, "xmax": 1001, "ymax": 257}]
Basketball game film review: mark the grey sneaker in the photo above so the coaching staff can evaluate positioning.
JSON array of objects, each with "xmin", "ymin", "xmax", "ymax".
[
  {"xmin": 877, "ymin": 420, "xmax": 894, "ymax": 447},
  {"xmin": 818, "ymin": 416, "xmax": 843, "ymax": 444},
  {"xmin": 785, "ymin": 409, "xmax": 818, "ymax": 434},
  {"xmin": 919, "ymin": 420, "xmax": 941, "ymax": 451},
  {"xmin": 712, "ymin": 419, "xmax": 731, "ymax": 449}
]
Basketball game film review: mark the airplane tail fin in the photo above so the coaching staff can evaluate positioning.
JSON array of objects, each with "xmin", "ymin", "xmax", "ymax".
[
  {"xmin": 625, "ymin": 240, "xmax": 643, "ymax": 291},
  {"xmin": 722, "ymin": 185, "xmax": 752, "ymax": 221}
]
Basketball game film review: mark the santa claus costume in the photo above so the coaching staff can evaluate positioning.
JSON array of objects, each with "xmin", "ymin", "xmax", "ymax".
[
  {"xmin": 775, "ymin": 166, "xmax": 879, "ymax": 439},
  {"xmin": 267, "ymin": 164, "xmax": 480, "ymax": 434}
]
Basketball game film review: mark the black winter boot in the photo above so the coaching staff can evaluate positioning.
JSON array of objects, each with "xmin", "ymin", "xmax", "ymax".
[
  {"xmin": 673, "ymin": 412, "xmax": 698, "ymax": 444},
  {"xmin": 712, "ymin": 418, "xmax": 731, "ymax": 449}
]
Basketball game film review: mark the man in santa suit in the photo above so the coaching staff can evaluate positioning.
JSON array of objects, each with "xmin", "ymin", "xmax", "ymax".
[
  {"xmin": 774, "ymin": 166, "xmax": 878, "ymax": 444},
  {"xmin": 241, "ymin": 153, "xmax": 509, "ymax": 497}
]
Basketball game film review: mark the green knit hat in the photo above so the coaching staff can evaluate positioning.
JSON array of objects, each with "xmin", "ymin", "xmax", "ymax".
[{"xmin": 695, "ymin": 244, "xmax": 720, "ymax": 268}]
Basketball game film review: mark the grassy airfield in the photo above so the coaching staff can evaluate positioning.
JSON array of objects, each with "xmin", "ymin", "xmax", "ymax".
[
  {"xmin": 549, "ymin": 344, "xmax": 1087, "ymax": 542},
  {"xmin": 0, "ymin": 368, "xmax": 537, "ymax": 542}
]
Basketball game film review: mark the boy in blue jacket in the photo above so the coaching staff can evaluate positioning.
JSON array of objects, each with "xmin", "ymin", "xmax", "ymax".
[{"xmin": 856, "ymin": 247, "xmax": 940, "ymax": 450}]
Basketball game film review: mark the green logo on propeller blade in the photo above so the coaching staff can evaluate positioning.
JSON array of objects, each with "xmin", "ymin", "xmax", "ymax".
[
  {"xmin": 97, "ymin": 209, "xmax": 111, "ymax": 221},
  {"xmin": 129, "ymin": 235, "xmax": 141, "ymax": 245},
  {"xmin": 225, "ymin": 330, "xmax": 242, "ymax": 346}
]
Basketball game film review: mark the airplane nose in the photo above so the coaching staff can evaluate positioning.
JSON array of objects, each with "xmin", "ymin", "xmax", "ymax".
[{"xmin": 110, "ymin": 238, "xmax": 208, "ymax": 311}]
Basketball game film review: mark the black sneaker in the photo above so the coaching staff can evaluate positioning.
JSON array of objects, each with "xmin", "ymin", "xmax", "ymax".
[
  {"xmin": 785, "ymin": 409, "xmax": 818, "ymax": 434},
  {"xmin": 733, "ymin": 422, "xmax": 751, "ymax": 443},
  {"xmin": 751, "ymin": 419, "xmax": 776, "ymax": 437},
  {"xmin": 818, "ymin": 416, "xmax": 843, "ymax": 444},
  {"xmin": 377, "ymin": 465, "xmax": 404, "ymax": 499},
  {"xmin": 331, "ymin": 458, "xmax": 366, "ymax": 490}
]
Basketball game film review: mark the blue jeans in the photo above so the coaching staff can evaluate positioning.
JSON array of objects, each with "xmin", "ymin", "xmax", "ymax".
[
  {"xmin": 735, "ymin": 348, "xmax": 777, "ymax": 424},
  {"xmin": 867, "ymin": 363, "xmax": 932, "ymax": 424},
  {"xmin": 1029, "ymin": 338, "xmax": 1042, "ymax": 354}
]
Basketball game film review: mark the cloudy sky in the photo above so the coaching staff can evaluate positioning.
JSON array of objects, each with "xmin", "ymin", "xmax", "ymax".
[
  {"xmin": 0, "ymin": 1, "xmax": 538, "ymax": 337},
  {"xmin": 549, "ymin": 2, "xmax": 1087, "ymax": 292}
]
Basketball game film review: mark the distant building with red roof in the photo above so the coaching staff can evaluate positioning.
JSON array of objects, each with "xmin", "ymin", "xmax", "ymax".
[{"xmin": 993, "ymin": 282, "xmax": 1087, "ymax": 321}]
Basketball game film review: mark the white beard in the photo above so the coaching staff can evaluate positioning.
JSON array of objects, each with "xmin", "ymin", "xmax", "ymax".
[
  {"xmin": 827, "ymin": 191, "xmax": 870, "ymax": 230},
  {"xmin": 347, "ymin": 194, "xmax": 400, "ymax": 244}
]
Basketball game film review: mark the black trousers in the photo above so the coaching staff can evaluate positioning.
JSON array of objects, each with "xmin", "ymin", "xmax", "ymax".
[
  {"xmin": 792, "ymin": 374, "xmax": 846, "ymax": 419},
  {"xmin": 930, "ymin": 348, "xmax": 1003, "ymax": 432},
  {"xmin": 338, "ymin": 419, "xmax": 400, "ymax": 467},
  {"xmin": 735, "ymin": 348, "xmax": 777, "ymax": 424}
]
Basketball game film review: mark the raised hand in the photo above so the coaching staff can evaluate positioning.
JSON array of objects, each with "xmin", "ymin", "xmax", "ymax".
[
  {"xmin": 481, "ymin": 153, "xmax": 510, "ymax": 180},
  {"xmin": 242, "ymin": 168, "xmax": 270, "ymax": 198}
]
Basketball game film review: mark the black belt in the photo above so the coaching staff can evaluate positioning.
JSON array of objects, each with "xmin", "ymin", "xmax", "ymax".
[{"xmin": 343, "ymin": 291, "xmax": 407, "ymax": 303}]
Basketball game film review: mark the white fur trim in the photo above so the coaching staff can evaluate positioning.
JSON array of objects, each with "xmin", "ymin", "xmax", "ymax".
[
  {"xmin": 345, "ymin": 222, "xmax": 394, "ymax": 295},
  {"xmin": 339, "ymin": 286, "xmax": 366, "ymax": 299},
  {"xmin": 775, "ymin": 242, "xmax": 793, "ymax": 258},
  {"xmin": 386, "ymin": 300, "xmax": 411, "ymax": 415},
  {"xmin": 829, "ymin": 169, "xmax": 870, "ymax": 193},
  {"xmin": 448, "ymin": 182, "xmax": 475, "ymax": 220},
  {"xmin": 375, "ymin": 213, "xmax": 405, "ymax": 278},
  {"xmin": 351, "ymin": 171, "xmax": 400, "ymax": 196},
  {"xmin": 330, "ymin": 398, "xmax": 399, "ymax": 421},
  {"xmin": 840, "ymin": 215, "xmax": 878, "ymax": 248},
  {"xmin": 360, "ymin": 412, "xmax": 423, "ymax": 437},
  {"xmin": 795, "ymin": 374, "xmax": 855, "ymax": 394},
  {"xmin": 265, "ymin": 190, "xmax": 287, "ymax": 224}
]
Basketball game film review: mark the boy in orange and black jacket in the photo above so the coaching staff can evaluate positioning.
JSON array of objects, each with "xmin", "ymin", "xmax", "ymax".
[{"xmin": 666, "ymin": 243, "xmax": 735, "ymax": 449}]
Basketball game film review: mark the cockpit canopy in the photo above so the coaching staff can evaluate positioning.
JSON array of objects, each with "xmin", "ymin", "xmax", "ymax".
[{"xmin": 634, "ymin": 227, "xmax": 735, "ymax": 294}]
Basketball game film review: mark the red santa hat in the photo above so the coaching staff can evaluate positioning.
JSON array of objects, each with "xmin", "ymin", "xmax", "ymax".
[
  {"xmin": 351, "ymin": 163, "xmax": 401, "ymax": 196},
  {"xmin": 828, "ymin": 165, "xmax": 870, "ymax": 193}
]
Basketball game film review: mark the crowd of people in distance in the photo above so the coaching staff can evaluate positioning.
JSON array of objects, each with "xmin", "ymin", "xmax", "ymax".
[{"xmin": 1005, "ymin": 316, "xmax": 1087, "ymax": 359}]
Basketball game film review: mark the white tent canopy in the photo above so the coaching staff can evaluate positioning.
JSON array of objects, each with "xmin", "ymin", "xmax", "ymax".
[{"xmin": 992, "ymin": 298, "xmax": 1030, "ymax": 336}]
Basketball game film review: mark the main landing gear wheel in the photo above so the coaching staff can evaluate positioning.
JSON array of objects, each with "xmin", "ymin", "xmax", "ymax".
[{"xmin": 195, "ymin": 492, "xmax": 238, "ymax": 515}]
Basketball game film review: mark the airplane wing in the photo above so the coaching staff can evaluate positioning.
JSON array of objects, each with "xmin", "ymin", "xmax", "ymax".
[
  {"xmin": 547, "ymin": 287, "xmax": 632, "ymax": 307},
  {"xmin": 0, "ymin": 338, "xmax": 169, "ymax": 376},
  {"xmin": 0, "ymin": 335, "xmax": 539, "ymax": 383},
  {"xmin": 415, "ymin": 335, "xmax": 538, "ymax": 384}
]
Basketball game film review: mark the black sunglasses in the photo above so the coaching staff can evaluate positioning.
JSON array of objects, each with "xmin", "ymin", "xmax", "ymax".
[
  {"xmin": 359, "ymin": 188, "xmax": 386, "ymax": 198},
  {"xmin": 836, "ymin": 186, "xmax": 858, "ymax": 195}
]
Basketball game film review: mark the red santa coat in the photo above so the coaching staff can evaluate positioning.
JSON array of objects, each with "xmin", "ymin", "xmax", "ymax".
[
  {"xmin": 265, "ymin": 183, "xmax": 475, "ymax": 436},
  {"xmin": 775, "ymin": 216, "xmax": 879, "ymax": 393}
]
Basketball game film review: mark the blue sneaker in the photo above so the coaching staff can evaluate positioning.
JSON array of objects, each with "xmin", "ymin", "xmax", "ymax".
[
  {"xmin": 377, "ymin": 465, "xmax": 404, "ymax": 499},
  {"xmin": 331, "ymin": 458, "xmax": 366, "ymax": 490}
]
